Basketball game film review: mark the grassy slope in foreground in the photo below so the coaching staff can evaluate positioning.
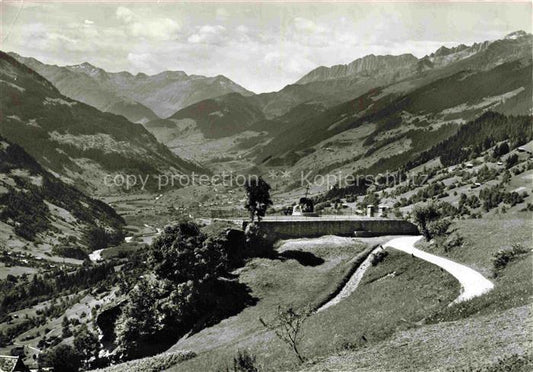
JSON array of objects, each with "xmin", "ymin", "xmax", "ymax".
[
  {"xmin": 304, "ymin": 214, "xmax": 532, "ymax": 371},
  {"xmin": 166, "ymin": 236, "xmax": 458, "ymax": 372}
]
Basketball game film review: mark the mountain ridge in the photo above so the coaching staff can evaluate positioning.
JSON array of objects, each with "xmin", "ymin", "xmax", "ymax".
[
  {"xmin": 140, "ymin": 30, "xmax": 531, "ymax": 174},
  {"xmin": 0, "ymin": 51, "xmax": 203, "ymax": 194},
  {"xmin": 8, "ymin": 52, "xmax": 254, "ymax": 122},
  {"xmin": 296, "ymin": 53, "xmax": 418, "ymax": 85},
  {"xmin": 296, "ymin": 31, "xmax": 531, "ymax": 85}
]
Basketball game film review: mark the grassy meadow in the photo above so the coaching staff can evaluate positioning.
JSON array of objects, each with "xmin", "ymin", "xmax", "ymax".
[{"xmin": 163, "ymin": 235, "xmax": 458, "ymax": 372}]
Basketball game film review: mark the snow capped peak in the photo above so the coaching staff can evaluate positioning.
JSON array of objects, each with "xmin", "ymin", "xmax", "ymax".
[{"xmin": 71, "ymin": 62, "xmax": 96, "ymax": 70}]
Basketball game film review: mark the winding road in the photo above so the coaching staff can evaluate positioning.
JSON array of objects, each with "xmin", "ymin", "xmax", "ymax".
[
  {"xmin": 318, "ymin": 235, "xmax": 494, "ymax": 311},
  {"xmin": 385, "ymin": 236, "xmax": 494, "ymax": 304}
]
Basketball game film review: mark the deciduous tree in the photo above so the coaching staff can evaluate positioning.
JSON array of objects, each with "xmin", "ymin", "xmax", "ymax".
[{"xmin": 244, "ymin": 177, "xmax": 273, "ymax": 222}]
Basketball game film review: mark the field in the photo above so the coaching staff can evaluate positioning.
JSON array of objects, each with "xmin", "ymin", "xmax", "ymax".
[{"xmin": 0, "ymin": 263, "xmax": 38, "ymax": 280}]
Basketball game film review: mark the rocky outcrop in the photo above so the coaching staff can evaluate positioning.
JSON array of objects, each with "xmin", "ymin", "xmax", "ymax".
[
  {"xmin": 297, "ymin": 54, "xmax": 418, "ymax": 84},
  {"xmin": 425, "ymin": 41, "xmax": 491, "ymax": 69}
]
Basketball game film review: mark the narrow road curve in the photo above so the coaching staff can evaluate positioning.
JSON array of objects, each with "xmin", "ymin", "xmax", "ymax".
[{"xmin": 385, "ymin": 236, "xmax": 494, "ymax": 304}]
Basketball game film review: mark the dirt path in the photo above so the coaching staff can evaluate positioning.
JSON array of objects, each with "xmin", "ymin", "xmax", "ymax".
[{"xmin": 385, "ymin": 236, "xmax": 494, "ymax": 304}]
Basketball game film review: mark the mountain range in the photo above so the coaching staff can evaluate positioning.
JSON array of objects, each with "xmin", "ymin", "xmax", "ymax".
[
  {"xmin": 3, "ymin": 31, "xmax": 532, "ymax": 192},
  {"xmin": 137, "ymin": 31, "xmax": 532, "ymax": 180},
  {"xmin": 0, "ymin": 52, "xmax": 202, "ymax": 194},
  {"xmin": 9, "ymin": 52, "xmax": 253, "ymax": 123}
]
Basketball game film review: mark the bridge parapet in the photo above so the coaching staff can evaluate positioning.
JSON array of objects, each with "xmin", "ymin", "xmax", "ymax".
[{"xmin": 244, "ymin": 217, "xmax": 419, "ymax": 242}]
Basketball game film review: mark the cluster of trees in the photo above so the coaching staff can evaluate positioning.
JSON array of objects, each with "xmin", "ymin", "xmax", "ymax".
[
  {"xmin": 392, "ymin": 182, "xmax": 449, "ymax": 209},
  {"xmin": 475, "ymin": 165, "xmax": 501, "ymax": 183},
  {"xmin": 0, "ymin": 263, "xmax": 116, "ymax": 316},
  {"xmin": 323, "ymin": 176, "xmax": 369, "ymax": 201},
  {"xmin": 244, "ymin": 177, "xmax": 273, "ymax": 222},
  {"xmin": 412, "ymin": 201, "xmax": 454, "ymax": 240},
  {"xmin": 52, "ymin": 246, "xmax": 88, "ymax": 260},
  {"xmin": 458, "ymin": 193, "xmax": 481, "ymax": 213},
  {"xmin": 360, "ymin": 193, "xmax": 381, "ymax": 208},
  {"xmin": 0, "ymin": 187, "xmax": 51, "ymax": 240},
  {"xmin": 479, "ymin": 186, "xmax": 525, "ymax": 211},
  {"xmin": 492, "ymin": 142, "xmax": 510, "ymax": 158},
  {"xmin": 391, "ymin": 170, "xmax": 439, "ymax": 198},
  {"xmin": 505, "ymin": 153, "xmax": 519, "ymax": 169},
  {"xmin": 410, "ymin": 182, "xmax": 447, "ymax": 203},
  {"xmin": 492, "ymin": 243, "xmax": 529, "ymax": 273},
  {"xmin": 85, "ymin": 226, "xmax": 124, "ymax": 251},
  {"xmin": 411, "ymin": 112, "xmax": 531, "ymax": 168},
  {"xmin": 114, "ymin": 222, "xmax": 254, "ymax": 360},
  {"xmin": 40, "ymin": 324, "xmax": 99, "ymax": 372}
]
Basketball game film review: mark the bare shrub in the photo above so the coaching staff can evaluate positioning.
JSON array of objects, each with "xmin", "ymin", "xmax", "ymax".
[{"xmin": 259, "ymin": 305, "xmax": 311, "ymax": 363}]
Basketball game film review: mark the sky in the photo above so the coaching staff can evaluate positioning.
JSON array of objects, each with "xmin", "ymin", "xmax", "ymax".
[{"xmin": 1, "ymin": 1, "xmax": 531, "ymax": 93}]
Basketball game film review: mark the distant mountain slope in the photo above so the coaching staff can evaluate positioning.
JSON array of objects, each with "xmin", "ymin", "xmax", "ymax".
[
  {"xmin": 289, "ymin": 31, "xmax": 532, "ymax": 109},
  {"xmin": 163, "ymin": 31, "xmax": 532, "ymax": 138},
  {"xmin": 413, "ymin": 111, "xmax": 532, "ymax": 168},
  {"xmin": 0, "ymin": 52, "xmax": 202, "ymax": 193},
  {"xmin": 167, "ymin": 93, "xmax": 264, "ymax": 139},
  {"xmin": 116, "ymin": 71, "xmax": 254, "ymax": 118},
  {"xmin": 0, "ymin": 135, "xmax": 124, "ymax": 250},
  {"xmin": 8, "ymin": 52, "xmax": 253, "ymax": 121},
  {"xmin": 140, "ymin": 31, "xmax": 531, "ymax": 176},
  {"xmin": 323, "ymin": 111, "xmax": 532, "ymax": 200},
  {"xmin": 249, "ymin": 83, "xmax": 333, "ymax": 119},
  {"xmin": 297, "ymin": 31, "xmax": 531, "ymax": 86},
  {"xmin": 142, "ymin": 95, "xmax": 328, "ymax": 170},
  {"xmin": 256, "ymin": 58, "xmax": 532, "ymax": 179}
]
